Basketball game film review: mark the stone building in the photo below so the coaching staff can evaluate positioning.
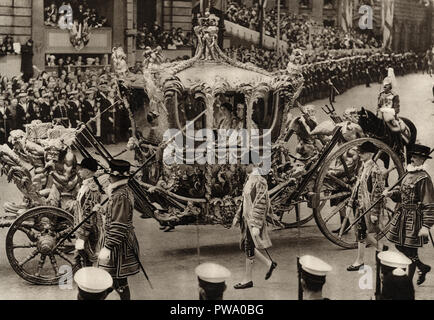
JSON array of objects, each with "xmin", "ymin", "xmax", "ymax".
[{"xmin": 0, "ymin": 0, "xmax": 432, "ymax": 77}]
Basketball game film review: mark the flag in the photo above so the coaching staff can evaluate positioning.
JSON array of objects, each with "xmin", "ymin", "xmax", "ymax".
[
  {"xmin": 346, "ymin": 0, "xmax": 353, "ymax": 29},
  {"xmin": 340, "ymin": 0, "xmax": 353, "ymax": 32},
  {"xmin": 382, "ymin": 0, "xmax": 395, "ymax": 50}
]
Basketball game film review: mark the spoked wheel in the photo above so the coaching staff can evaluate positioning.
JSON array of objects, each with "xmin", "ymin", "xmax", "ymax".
[
  {"xmin": 270, "ymin": 202, "xmax": 315, "ymax": 228},
  {"xmin": 6, "ymin": 206, "xmax": 77, "ymax": 285},
  {"xmin": 269, "ymin": 183, "xmax": 314, "ymax": 228},
  {"xmin": 313, "ymin": 138, "xmax": 404, "ymax": 249}
]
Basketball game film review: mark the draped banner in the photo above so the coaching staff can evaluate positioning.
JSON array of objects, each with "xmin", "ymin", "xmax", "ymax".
[
  {"xmin": 340, "ymin": 0, "xmax": 354, "ymax": 32},
  {"xmin": 382, "ymin": 0, "xmax": 395, "ymax": 50}
]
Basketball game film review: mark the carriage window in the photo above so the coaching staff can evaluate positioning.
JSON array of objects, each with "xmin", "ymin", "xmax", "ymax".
[
  {"xmin": 252, "ymin": 92, "xmax": 276, "ymax": 131},
  {"xmin": 213, "ymin": 93, "xmax": 247, "ymax": 130},
  {"xmin": 176, "ymin": 93, "xmax": 206, "ymax": 132}
]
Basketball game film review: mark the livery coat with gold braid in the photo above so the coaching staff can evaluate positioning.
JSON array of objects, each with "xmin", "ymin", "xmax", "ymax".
[
  {"xmin": 347, "ymin": 159, "xmax": 385, "ymax": 233},
  {"xmin": 386, "ymin": 170, "xmax": 434, "ymax": 248},
  {"xmin": 237, "ymin": 173, "xmax": 272, "ymax": 250},
  {"xmin": 98, "ymin": 180, "xmax": 140, "ymax": 279},
  {"xmin": 74, "ymin": 177, "xmax": 103, "ymax": 263}
]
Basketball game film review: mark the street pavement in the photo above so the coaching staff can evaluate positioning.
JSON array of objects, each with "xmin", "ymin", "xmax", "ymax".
[{"xmin": 0, "ymin": 73, "xmax": 434, "ymax": 300}]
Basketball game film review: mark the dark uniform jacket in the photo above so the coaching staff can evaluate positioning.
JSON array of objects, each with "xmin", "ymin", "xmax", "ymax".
[
  {"xmin": 386, "ymin": 169, "xmax": 434, "ymax": 248},
  {"xmin": 68, "ymin": 100, "xmax": 80, "ymax": 128},
  {"xmin": 98, "ymin": 180, "xmax": 140, "ymax": 279}
]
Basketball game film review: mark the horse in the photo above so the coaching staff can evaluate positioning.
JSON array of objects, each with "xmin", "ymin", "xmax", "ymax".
[{"xmin": 357, "ymin": 107, "xmax": 417, "ymax": 166}]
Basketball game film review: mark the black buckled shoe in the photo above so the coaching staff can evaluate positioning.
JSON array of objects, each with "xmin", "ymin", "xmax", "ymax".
[
  {"xmin": 265, "ymin": 261, "xmax": 277, "ymax": 280},
  {"xmin": 417, "ymin": 265, "xmax": 431, "ymax": 286},
  {"xmin": 347, "ymin": 263, "xmax": 364, "ymax": 272},
  {"xmin": 164, "ymin": 225, "xmax": 175, "ymax": 232},
  {"xmin": 234, "ymin": 281, "xmax": 253, "ymax": 289}
]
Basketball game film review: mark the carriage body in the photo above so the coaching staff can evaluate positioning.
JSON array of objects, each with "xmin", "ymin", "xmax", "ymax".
[{"xmin": 123, "ymin": 15, "xmax": 307, "ymax": 229}]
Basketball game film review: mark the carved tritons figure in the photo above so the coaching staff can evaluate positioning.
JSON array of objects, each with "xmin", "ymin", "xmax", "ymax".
[
  {"xmin": 1, "ymin": 123, "xmax": 79, "ymax": 217},
  {"xmin": 112, "ymin": 46, "xmax": 129, "ymax": 76},
  {"xmin": 0, "ymin": 144, "xmax": 46, "ymax": 217},
  {"xmin": 40, "ymin": 138, "xmax": 79, "ymax": 211}
]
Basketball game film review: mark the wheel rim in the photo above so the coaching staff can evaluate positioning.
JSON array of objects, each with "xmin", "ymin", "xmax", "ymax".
[
  {"xmin": 6, "ymin": 206, "xmax": 77, "ymax": 285},
  {"xmin": 313, "ymin": 138, "xmax": 404, "ymax": 249},
  {"xmin": 270, "ymin": 183, "xmax": 314, "ymax": 228}
]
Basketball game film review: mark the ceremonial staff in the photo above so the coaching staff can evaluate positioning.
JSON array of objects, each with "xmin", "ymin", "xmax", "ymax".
[
  {"xmin": 3, "ymin": 112, "xmax": 7, "ymax": 142},
  {"xmin": 52, "ymin": 153, "xmax": 156, "ymax": 289},
  {"xmin": 53, "ymin": 108, "xmax": 207, "ymax": 286},
  {"xmin": 343, "ymin": 171, "xmax": 409, "ymax": 234},
  {"xmin": 296, "ymin": 202, "xmax": 303, "ymax": 300},
  {"xmin": 344, "ymin": 148, "xmax": 434, "ymax": 234}
]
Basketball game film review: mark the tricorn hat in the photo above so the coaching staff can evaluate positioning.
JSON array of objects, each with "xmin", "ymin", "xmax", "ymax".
[
  {"xmin": 408, "ymin": 143, "xmax": 432, "ymax": 159},
  {"xmin": 359, "ymin": 141, "xmax": 378, "ymax": 154},
  {"xmin": 78, "ymin": 157, "xmax": 99, "ymax": 172},
  {"xmin": 107, "ymin": 159, "xmax": 131, "ymax": 177}
]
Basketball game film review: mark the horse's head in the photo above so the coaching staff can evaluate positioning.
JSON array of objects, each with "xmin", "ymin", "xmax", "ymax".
[{"xmin": 357, "ymin": 107, "xmax": 372, "ymax": 129}]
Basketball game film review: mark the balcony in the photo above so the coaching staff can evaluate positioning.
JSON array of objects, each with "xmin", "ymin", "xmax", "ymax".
[
  {"xmin": 224, "ymin": 21, "xmax": 288, "ymax": 51},
  {"xmin": 44, "ymin": 27, "xmax": 113, "ymax": 54}
]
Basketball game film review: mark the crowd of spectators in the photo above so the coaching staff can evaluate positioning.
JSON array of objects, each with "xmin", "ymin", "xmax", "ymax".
[
  {"xmin": 225, "ymin": 2, "xmax": 381, "ymax": 51},
  {"xmin": 0, "ymin": 66, "xmax": 131, "ymax": 145},
  {"xmin": 44, "ymin": 0, "xmax": 108, "ymax": 29},
  {"xmin": 45, "ymin": 54, "xmax": 110, "ymax": 68},
  {"xmin": 0, "ymin": 35, "xmax": 17, "ymax": 56},
  {"xmin": 136, "ymin": 23, "xmax": 194, "ymax": 50}
]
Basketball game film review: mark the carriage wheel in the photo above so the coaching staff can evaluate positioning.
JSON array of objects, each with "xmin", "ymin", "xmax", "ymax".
[
  {"xmin": 6, "ymin": 206, "xmax": 77, "ymax": 285},
  {"xmin": 270, "ymin": 201, "xmax": 314, "ymax": 228},
  {"xmin": 313, "ymin": 138, "xmax": 405, "ymax": 249}
]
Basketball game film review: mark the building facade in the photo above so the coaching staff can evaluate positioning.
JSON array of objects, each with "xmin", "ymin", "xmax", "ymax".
[{"xmin": 0, "ymin": 0, "xmax": 432, "ymax": 77}]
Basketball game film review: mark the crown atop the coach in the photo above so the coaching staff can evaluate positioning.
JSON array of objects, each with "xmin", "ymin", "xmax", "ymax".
[{"xmin": 197, "ymin": 8, "xmax": 220, "ymax": 27}]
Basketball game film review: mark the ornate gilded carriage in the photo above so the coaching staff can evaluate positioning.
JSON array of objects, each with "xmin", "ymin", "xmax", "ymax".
[
  {"xmin": 121, "ymin": 13, "xmax": 406, "ymax": 250},
  {"xmin": 0, "ymin": 13, "xmax": 409, "ymax": 287},
  {"xmin": 123, "ymin": 13, "xmax": 307, "ymax": 229}
]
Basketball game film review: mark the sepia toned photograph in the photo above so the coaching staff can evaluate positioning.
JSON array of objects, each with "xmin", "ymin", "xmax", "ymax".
[{"xmin": 0, "ymin": 0, "xmax": 433, "ymax": 305}]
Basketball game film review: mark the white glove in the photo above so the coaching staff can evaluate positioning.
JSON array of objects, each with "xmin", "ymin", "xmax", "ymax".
[
  {"xmin": 98, "ymin": 247, "xmax": 111, "ymax": 263},
  {"xmin": 382, "ymin": 190, "xmax": 391, "ymax": 198},
  {"xmin": 251, "ymin": 227, "xmax": 260, "ymax": 237},
  {"xmin": 92, "ymin": 204, "xmax": 102, "ymax": 213},
  {"xmin": 370, "ymin": 215, "xmax": 378, "ymax": 224},
  {"xmin": 75, "ymin": 239, "xmax": 85, "ymax": 250}
]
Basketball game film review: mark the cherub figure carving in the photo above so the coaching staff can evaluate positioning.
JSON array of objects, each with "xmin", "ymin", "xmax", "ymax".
[
  {"xmin": 196, "ymin": 8, "xmax": 220, "ymax": 60},
  {"xmin": 112, "ymin": 46, "xmax": 128, "ymax": 76}
]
